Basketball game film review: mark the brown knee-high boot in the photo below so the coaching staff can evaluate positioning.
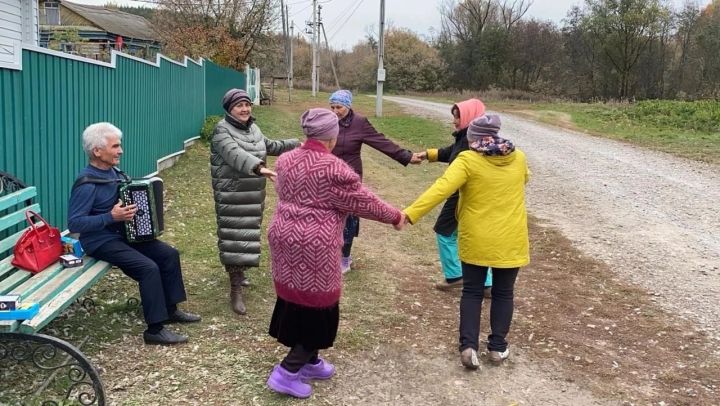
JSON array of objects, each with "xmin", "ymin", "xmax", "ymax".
[{"xmin": 226, "ymin": 266, "xmax": 247, "ymax": 315}]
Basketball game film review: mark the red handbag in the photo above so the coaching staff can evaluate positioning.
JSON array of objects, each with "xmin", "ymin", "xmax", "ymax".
[{"xmin": 11, "ymin": 210, "xmax": 63, "ymax": 274}]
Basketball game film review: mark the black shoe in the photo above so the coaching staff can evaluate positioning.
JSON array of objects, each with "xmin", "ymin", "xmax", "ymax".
[
  {"xmin": 143, "ymin": 328, "xmax": 188, "ymax": 345},
  {"xmin": 166, "ymin": 309, "xmax": 202, "ymax": 323}
]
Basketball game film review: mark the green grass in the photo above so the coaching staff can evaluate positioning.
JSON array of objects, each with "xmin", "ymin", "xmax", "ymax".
[{"xmin": 255, "ymin": 88, "xmax": 454, "ymax": 151}]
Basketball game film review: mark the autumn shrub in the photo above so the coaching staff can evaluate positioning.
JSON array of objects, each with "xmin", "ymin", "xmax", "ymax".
[{"xmin": 200, "ymin": 115, "xmax": 222, "ymax": 142}]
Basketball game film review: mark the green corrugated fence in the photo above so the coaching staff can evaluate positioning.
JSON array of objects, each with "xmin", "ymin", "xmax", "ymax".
[
  {"xmin": 205, "ymin": 60, "xmax": 247, "ymax": 116},
  {"xmin": 0, "ymin": 47, "xmax": 250, "ymax": 229}
]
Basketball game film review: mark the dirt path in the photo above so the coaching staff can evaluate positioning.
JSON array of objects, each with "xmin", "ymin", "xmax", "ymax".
[
  {"xmin": 71, "ymin": 98, "xmax": 719, "ymax": 405},
  {"xmin": 384, "ymin": 96, "xmax": 720, "ymax": 341},
  {"xmin": 313, "ymin": 143, "xmax": 617, "ymax": 405}
]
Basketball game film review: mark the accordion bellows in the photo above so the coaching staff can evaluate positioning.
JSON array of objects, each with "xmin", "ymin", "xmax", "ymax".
[{"xmin": 119, "ymin": 178, "xmax": 164, "ymax": 242}]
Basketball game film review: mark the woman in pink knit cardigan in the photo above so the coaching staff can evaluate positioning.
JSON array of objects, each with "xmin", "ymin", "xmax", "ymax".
[{"xmin": 266, "ymin": 108, "xmax": 404, "ymax": 398}]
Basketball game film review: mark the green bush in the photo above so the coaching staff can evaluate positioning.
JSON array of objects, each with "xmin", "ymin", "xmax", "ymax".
[{"xmin": 200, "ymin": 115, "xmax": 222, "ymax": 142}]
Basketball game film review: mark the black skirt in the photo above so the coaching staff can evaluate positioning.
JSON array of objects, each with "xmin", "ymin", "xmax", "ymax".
[{"xmin": 269, "ymin": 296, "xmax": 340, "ymax": 350}]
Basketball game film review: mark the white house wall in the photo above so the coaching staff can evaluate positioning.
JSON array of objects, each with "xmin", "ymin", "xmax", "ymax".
[{"xmin": 0, "ymin": 0, "xmax": 38, "ymax": 69}]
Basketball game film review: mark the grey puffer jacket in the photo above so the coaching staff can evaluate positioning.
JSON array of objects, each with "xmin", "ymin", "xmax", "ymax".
[{"xmin": 210, "ymin": 115, "xmax": 299, "ymax": 267}]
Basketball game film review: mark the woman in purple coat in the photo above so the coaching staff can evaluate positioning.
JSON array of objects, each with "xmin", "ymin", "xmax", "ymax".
[
  {"xmin": 329, "ymin": 89, "xmax": 421, "ymax": 273},
  {"xmin": 266, "ymin": 108, "xmax": 404, "ymax": 398}
]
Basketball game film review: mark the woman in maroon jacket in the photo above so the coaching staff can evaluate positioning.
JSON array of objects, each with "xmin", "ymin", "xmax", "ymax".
[{"xmin": 329, "ymin": 89, "xmax": 422, "ymax": 273}]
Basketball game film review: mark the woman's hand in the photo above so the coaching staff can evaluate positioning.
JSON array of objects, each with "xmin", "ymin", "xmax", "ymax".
[
  {"xmin": 259, "ymin": 167, "xmax": 277, "ymax": 183},
  {"xmin": 394, "ymin": 212, "xmax": 407, "ymax": 230},
  {"xmin": 410, "ymin": 151, "xmax": 427, "ymax": 164}
]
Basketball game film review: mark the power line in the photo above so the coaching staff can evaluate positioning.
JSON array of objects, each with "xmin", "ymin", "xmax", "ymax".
[
  {"xmin": 324, "ymin": 0, "xmax": 357, "ymax": 29},
  {"xmin": 290, "ymin": 2, "xmax": 313, "ymax": 18},
  {"xmin": 328, "ymin": 0, "xmax": 364, "ymax": 42}
]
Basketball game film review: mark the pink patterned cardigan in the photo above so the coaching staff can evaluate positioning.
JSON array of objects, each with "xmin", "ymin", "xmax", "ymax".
[{"xmin": 268, "ymin": 139, "xmax": 402, "ymax": 308}]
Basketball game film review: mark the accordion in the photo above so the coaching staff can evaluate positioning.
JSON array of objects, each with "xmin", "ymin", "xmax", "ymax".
[{"xmin": 118, "ymin": 178, "xmax": 164, "ymax": 243}]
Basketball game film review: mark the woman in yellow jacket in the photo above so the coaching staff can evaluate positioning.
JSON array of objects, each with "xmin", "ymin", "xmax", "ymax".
[{"xmin": 403, "ymin": 114, "xmax": 529, "ymax": 370}]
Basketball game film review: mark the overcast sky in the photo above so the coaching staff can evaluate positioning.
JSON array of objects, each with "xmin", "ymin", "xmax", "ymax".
[{"xmin": 73, "ymin": 0, "xmax": 713, "ymax": 50}]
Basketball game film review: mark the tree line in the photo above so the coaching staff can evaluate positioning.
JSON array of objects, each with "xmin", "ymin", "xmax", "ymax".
[
  {"xmin": 297, "ymin": 0, "xmax": 720, "ymax": 101},
  {"xmin": 124, "ymin": 0, "xmax": 720, "ymax": 101}
]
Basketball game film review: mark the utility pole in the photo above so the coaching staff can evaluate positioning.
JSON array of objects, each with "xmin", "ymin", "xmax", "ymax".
[
  {"xmin": 311, "ymin": 0, "xmax": 318, "ymax": 96},
  {"xmin": 376, "ymin": 0, "xmax": 386, "ymax": 117},
  {"xmin": 280, "ymin": 0, "xmax": 288, "ymax": 77},
  {"xmin": 289, "ymin": 20, "xmax": 294, "ymax": 102},
  {"xmin": 320, "ymin": 22, "xmax": 340, "ymax": 89},
  {"xmin": 316, "ymin": 4, "xmax": 322, "ymax": 94}
]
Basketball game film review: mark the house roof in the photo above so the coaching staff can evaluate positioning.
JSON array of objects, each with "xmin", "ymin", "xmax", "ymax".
[{"xmin": 61, "ymin": 1, "xmax": 160, "ymax": 42}]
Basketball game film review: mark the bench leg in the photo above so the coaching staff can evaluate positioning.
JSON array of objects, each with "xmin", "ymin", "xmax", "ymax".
[
  {"xmin": 0, "ymin": 332, "xmax": 106, "ymax": 405},
  {"xmin": 76, "ymin": 297, "xmax": 140, "ymax": 310}
]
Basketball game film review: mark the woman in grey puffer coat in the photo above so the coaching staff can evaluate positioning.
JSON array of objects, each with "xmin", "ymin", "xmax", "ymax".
[{"xmin": 211, "ymin": 88, "xmax": 300, "ymax": 315}]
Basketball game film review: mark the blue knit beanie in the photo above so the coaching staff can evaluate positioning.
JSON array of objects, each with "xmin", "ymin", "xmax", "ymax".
[{"xmin": 329, "ymin": 90, "xmax": 353, "ymax": 108}]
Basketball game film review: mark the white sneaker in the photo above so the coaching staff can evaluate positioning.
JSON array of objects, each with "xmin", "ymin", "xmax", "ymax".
[
  {"xmin": 460, "ymin": 348, "xmax": 480, "ymax": 370},
  {"xmin": 488, "ymin": 348, "xmax": 509, "ymax": 364},
  {"xmin": 340, "ymin": 256, "xmax": 352, "ymax": 274}
]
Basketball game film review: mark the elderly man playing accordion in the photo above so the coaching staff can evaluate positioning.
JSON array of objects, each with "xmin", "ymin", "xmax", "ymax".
[{"xmin": 67, "ymin": 122, "xmax": 200, "ymax": 345}]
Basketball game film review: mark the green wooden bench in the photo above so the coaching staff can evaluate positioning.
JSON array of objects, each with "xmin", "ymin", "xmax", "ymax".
[{"xmin": 0, "ymin": 172, "xmax": 109, "ymax": 405}]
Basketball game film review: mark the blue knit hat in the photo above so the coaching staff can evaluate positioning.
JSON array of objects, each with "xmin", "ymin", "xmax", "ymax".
[{"xmin": 329, "ymin": 90, "xmax": 353, "ymax": 108}]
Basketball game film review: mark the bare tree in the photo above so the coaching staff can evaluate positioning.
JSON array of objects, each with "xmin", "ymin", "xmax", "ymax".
[
  {"xmin": 154, "ymin": 0, "xmax": 278, "ymax": 69},
  {"xmin": 500, "ymin": 0, "xmax": 532, "ymax": 30}
]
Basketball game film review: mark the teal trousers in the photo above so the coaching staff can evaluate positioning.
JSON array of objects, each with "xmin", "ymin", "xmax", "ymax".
[{"xmin": 436, "ymin": 230, "xmax": 492, "ymax": 286}]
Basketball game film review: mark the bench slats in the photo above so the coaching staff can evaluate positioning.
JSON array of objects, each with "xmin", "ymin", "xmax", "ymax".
[
  {"xmin": 0, "ymin": 187, "xmax": 36, "ymax": 212},
  {"xmin": 19, "ymin": 260, "xmax": 112, "ymax": 334},
  {"xmin": 22, "ymin": 264, "xmax": 86, "ymax": 305},
  {"xmin": 0, "ymin": 320, "xmax": 19, "ymax": 332},
  {"xmin": 11, "ymin": 261, "xmax": 98, "ymax": 301},
  {"xmin": 0, "ymin": 269, "xmax": 32, "ymax": 295},
  {"xmin": 0, "ymin": 221, "xmax": 44, "ymax": 257},
  {"xmin": 0, "ymin": 203, "xmax": 41, "ymax": 233},
  {"xmin": 0, "ymin": 256, "xmax": 14, "ymax": 279}
]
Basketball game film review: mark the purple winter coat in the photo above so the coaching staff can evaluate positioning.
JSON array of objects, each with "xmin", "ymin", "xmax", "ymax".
[{"xmin": 331, "ymin": 110, "xmax": 413, "ymax": 178}]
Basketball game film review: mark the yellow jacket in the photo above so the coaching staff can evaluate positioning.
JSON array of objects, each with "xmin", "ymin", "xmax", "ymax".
[{"xmin": 404, "ymin": 149, "xmax": 530, "ymax": 268}]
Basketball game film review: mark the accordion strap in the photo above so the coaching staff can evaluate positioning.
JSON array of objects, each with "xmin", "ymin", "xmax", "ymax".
[{"xmin": 72, "ymin": 167, "xmax": 130, "ymax": 190}]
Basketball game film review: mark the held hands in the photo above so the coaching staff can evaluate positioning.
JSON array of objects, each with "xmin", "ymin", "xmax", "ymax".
[
  {"xmin": 111, "ymin": 200, "xmax": 137, "ymax": 222},
  {"xmin": 410, "ymin": 151, "xmax": 427, "ymax": 165},
  {"xmin": 259, "ymin": 167, "xmax": 277, "ymax": 183},
  {"xmin": 393, "ymin": 212, "xmax": 413, "ymax": 231}
]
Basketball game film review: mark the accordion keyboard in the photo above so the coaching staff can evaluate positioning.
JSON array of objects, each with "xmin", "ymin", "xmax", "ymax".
[{"xmin": 118, "ymin": 179, "xmax": 163, "ymax": 242}]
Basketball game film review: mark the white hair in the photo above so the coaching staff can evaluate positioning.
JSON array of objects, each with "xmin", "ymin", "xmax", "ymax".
[{"xmin": 82, "ymin": 122, "xmax": 122, "ymax": 159}]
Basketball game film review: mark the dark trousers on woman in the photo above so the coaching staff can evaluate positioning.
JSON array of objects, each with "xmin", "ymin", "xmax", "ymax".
[
  {"xmin": 91, "ymin": 238, "xmax": 187, "ymax": 325},
  {"xmin": 459, "ymin": 263, "xmax": 519, "ymax": 353},
  {"xmin": 281, "ymin": 344, "xmax": 319, "ymax": 373},
  {"xmin": 341, "ymin": 215, "xmax": 360, "ymax": 257}
]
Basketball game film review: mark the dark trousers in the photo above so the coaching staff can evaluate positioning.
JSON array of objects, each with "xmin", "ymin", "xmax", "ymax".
[
  {"xmin": 342, "ymin": 215, "xmax": 360, "ymax": 257},
  {"xmin": 281, "ymin": 344, "xmax": 319, "ymax": 373},
  {"xmin": 459, "ymin": 263, "xmax": 519, "ymax": 353},
  {"xmin": 91, "ymin": 238, "xmax": 187, "ymax": 325}
]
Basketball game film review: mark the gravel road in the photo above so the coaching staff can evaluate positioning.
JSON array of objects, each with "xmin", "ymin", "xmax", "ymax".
[{"xmin": 385, "ymin": 96, "xmax": 720, "ymax": 340}]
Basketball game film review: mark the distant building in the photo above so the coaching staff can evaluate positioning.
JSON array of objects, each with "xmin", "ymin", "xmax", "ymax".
[
  {"xmin": 38, "ymin": 0, "xmax": 161, "ymax": 61},
  {"xmin": 0, "ymin": 0, "xmax": 39, "ymax": 69}
]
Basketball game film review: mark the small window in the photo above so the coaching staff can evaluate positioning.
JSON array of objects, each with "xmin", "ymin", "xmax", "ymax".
[{"xmin": 43, "ymin": 1, "xmax": 60, "ymax": 25}]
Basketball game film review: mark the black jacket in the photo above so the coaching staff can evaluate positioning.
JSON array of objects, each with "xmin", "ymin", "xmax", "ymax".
[{"xmin": 433, "ymin": 128, "xmax": 469, "ymax": 236}]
